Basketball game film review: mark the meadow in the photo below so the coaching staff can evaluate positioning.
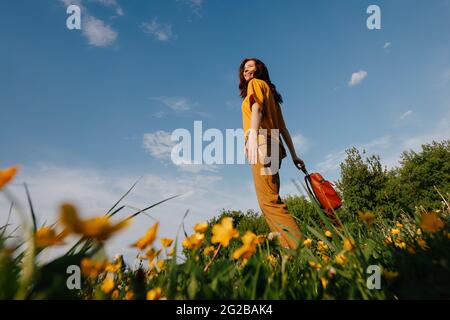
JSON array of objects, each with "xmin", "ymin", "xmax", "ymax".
[{"xmin": 0, "ymin": 140, "xmax": 449, "ymax": 300}]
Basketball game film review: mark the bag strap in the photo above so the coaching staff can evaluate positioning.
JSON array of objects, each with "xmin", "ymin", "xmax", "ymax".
[
  {"xmin": 304, "ymin": 174, "xmax": 315, "ymax": 200},
  {"xmin": 298, "ymin": 165, "xmax": 316, "ymax": 199}
]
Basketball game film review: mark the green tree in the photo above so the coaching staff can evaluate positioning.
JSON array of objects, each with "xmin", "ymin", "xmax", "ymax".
[
  {"xmin": 393, "ymin": 140, "xmax": 450, "ymax": 212},
  {"xmin": 336, "ymin": 147, "xmax": 391, "ymax": 218}
]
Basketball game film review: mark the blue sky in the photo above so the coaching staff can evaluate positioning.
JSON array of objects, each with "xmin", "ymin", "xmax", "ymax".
[{"xmin": 1, "ymin": 0, "xmax": 449, "ymax": 261}]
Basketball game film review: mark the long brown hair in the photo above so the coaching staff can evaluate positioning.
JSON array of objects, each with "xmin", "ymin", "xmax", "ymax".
[{"xmin": 238, "ymin": 58, "xmax": 283, "ymax": 104}]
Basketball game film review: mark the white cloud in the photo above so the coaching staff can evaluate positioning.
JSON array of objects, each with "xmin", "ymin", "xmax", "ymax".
[
  {"xmin": 143, "ymin": 130, "xmax": 175, "ymax": 160},
  {"xmin": 91, "ymin": 0, "xmax": 124, "ymax": 16},
  {"xmin": 59, "ymin": 0, "xmax": 82, "ymax": 6},
  {"xmin": 399, "ymin": 110, "xmax": 413, "ymax": 120},
  {"xmin": 59, "ymin": 0, "xmax": 81, "ymax": 7},
  {"xmin": 348, "ymin": 70, "xmax": 368, "ymax": 87},
  {"xmin": 401, "ymin": 114, "xmax": 450, "ymax": 151},
  {"xmin": 58, "ymin": 0, "xmax": 119, "ymax": 47},
  {"xmin": 178, "ymin": 0, "xmax": 204, "ymax": 17},
  {"xmin": 291, "ymin": 133, "xmax": 310, "ymax": 153},
  {"xmin": 176, "ymin": 163, "xmax": 218, "ymax": 173},
  {"xmin": 82, "ymin": 15, "xmax": 118, "ymax": 47},
  {"xmin": 316, "ymin": 110, "xmax": 450, "ymax": 181},
  {"xmin": 152, "ymin": 111, "xmax": 166, "ymax": 118},
  {"xmin": 316, "ymin": 135, "xmax": 393, "ymax": 178},
  {"xmin": 1, "ymin": 164, "xmax": 254, "ymax": 264},
  {"xmin": 186, "ymin": 0, "xmax": 203, "ymax": 8},
  {"xmin": 141, "ymin": 18, "xmax": 175, "ymax": 42},
  {"xmin": 363, "ymin": 135, "xmax": 393, "ymax": 150},
  {"xmin": 142, "ymin": 130, "xmax": 219, "ymax": 173},
  {"xmin": 316, "ymin": 150, "xmax": 347, "ymax": 176},
  {"xmin": 383, "ymin": 42, "xmax": 391, "ymax": 49},
  {"xmin": 151, "ymin": 97, "xmax": 191, "ymax": 111}
]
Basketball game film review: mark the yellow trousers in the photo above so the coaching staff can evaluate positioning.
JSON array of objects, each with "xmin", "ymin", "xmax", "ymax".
[{"xmin": 249, "ymin": 134, "xmax": 302, "ymax": 249}]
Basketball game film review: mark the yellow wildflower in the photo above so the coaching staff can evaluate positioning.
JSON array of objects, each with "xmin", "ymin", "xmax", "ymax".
[
  {"xmin": 182, "ymin": 238, "xmax": 190, "ymax": 249},
  {"xmin": 394, "ymin": 241, "xmax": 406, "ymax": 250},
  {"xmin": 35, "ymin": 226, "xmax": 67, "ymax": 248},
  {"xmin": 384, "ymin": 236, "xmax": 393, "ymax": 245},
  {"xmin": 182, "ymin": 232, "xmax": 205, "ymax": 249},
  {"xmin": 266, "ymin": 254, "xmax": 277, "ymax": 266},
  {"xmin": 343, "ymin": 238, "xmax": 355, "ymax": 251},
  {"xmin": 406, "ymin": 245, "xmax": 416, "ymax": 254},
  {"xmin": 383, "ymin": 270, "xmax": 399, "ymax": 280},
  {"xmin": 111, "ymin": 290, "xmax": 120, "ymax": 300},
  {"xmin": 144, "ymin": 248, "xmax": 161, "ymax": 263},
  {"xmin": 420, "ymin": 212, "xmax": 444, "ymax": 232},
  {"xmin": 60, "ymin": 203, "xmax": 129, "ymax": 241},
  {"xmin": 124, "ymin": 291, "xmax": 134, "ymax": 300},
  {"xmin": 193, "ymin": 222, "xmax": 208, "ymax": 233},
  {"xmin": 131, "ymin": 222, "xmax": 159, "ymax": 250},
  {"xmin": 396, "ymin": 221, "xmax": 403, "ymax": 228},
  {"xmin": 308, "ymin": 261, "xmax": 322, "ymax": 270},
  {"xmin": 317, "ymin": 240, "xmax": 328, "ymax": 252},
  {"xmin": 358, "ymin": 211, "xmax": 375, "ymax": 226},
  {"xmin": 416, "ymin": 228, "xmax": 422, "ymax": 236},
  {"xmin": 203, "ymin": 245, "xmax": 215, "ymax": 256},
  {"xmin": 80, "ymin": 258, "xmax": 107, "ymax": 278},
  {"xmin": 160, "ymin": 238, "xmax": 173, "ymax": 248},
  {"xmin": 0, "ymin": 166, "xmax": 19, "ymax": 189},
  {"xmin": 391, "ymin": 228, "xmax": 400, "ymax": 235},
  {"xmin": 325, "ymin": 230, "xmax": 333, "ymax": 238},
  {"xmin": 235, "ymin": 258, "xmax": 249, "ymax": 271},
  {"xmin": 105, "ymin": 261, "xmax": 122, "ymax": 273},
  {"xmin": 167, "ymin": 247, "xmax": 175, "ymax": 257},
  {"xmin": 335, "ymin": 253, "xmax": 348, "ymax": 265},
  {"xmin": 157, "ymin": 260, "xmax": 165, "ymax": 270},
  {"xmin": 256, "ymin": 235, "xmax": 266, "ymax": 244},
  {"xmin": 101, "ymin": 276, "xmax": 115, "ymax": 294},
  {"xmin": 232, "ymin": 231, "xmax": 260, "ymax": 260},
  {"xmin": 303, "ymin": 238, "xmax": 312, "ymax": 248},
  {"xmin": 211, "ymin": 217, "xmax": 239, "ymax": 247},
  {"xmin": 416, "ymin": 238, "xmax": 429, "ymax": 250},
  {"xmin": 147, "ymin": 287, "xmax": 162, "ymax": 300},
  {"xmin": 320, "ymin": 277, "xmax": 328, "ymax": 289},
  {"xmin": 321, "ymin": 255, "xmax": 330, "ymax": 264}
]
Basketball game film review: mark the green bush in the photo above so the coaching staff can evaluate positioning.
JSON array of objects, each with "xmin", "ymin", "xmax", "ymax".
[{"xmin": 336, "ymin": 140, "xmax": 450, "ymax": 220}]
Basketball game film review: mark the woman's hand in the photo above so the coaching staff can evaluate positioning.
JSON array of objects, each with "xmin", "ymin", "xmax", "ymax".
[
  {"xmin": 292, "ymin": 155, "xmax": 306, "ymax": 172},
  {"xmin": 246, "ymin": 129, "xmax": 259, "ymax": 165}
]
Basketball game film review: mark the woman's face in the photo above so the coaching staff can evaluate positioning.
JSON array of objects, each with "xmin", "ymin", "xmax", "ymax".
[{"xmin": 243, "ymin": 60, "xmax": 257, "ymax": 81}]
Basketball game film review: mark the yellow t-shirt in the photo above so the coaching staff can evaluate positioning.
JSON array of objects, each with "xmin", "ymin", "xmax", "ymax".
[{"xmin": 241, "ymin": 78, "xmax": 287, "ymax": 160}]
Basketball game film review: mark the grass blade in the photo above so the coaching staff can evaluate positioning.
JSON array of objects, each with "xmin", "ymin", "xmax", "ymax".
[
  {"xmin": 24, "ymin": 183, "xmax": 37, "ymax": 232},
  {"xmin": 106, "ymin": 176, "xmax": 142, "ymax": 215},
  {"xmin": 126, "ymin": 194, "xmax": 182, "ymax": 221}
]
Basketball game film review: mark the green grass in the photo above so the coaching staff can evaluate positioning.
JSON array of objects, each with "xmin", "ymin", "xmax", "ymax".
[{"xmin": 1, "ymin": 185, "xmax": 448, "ymax": 300}]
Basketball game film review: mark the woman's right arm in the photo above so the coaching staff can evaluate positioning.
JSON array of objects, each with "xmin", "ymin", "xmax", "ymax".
[
  {"xmin": 246, "ymin": 102, "xmax": 263, "ymax": 164},
  {"xmin": 280, "ymin": 125, "xmax": 305, "ymax": 170},
  {"xmin": 279, "ymin": 109, "xmax": 306, "ymax": 171}
]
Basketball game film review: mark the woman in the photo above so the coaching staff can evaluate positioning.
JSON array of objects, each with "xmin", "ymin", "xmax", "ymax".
[{"xmin": 239, "ymin": 57, "xmax": 305, "ymax": 249}]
